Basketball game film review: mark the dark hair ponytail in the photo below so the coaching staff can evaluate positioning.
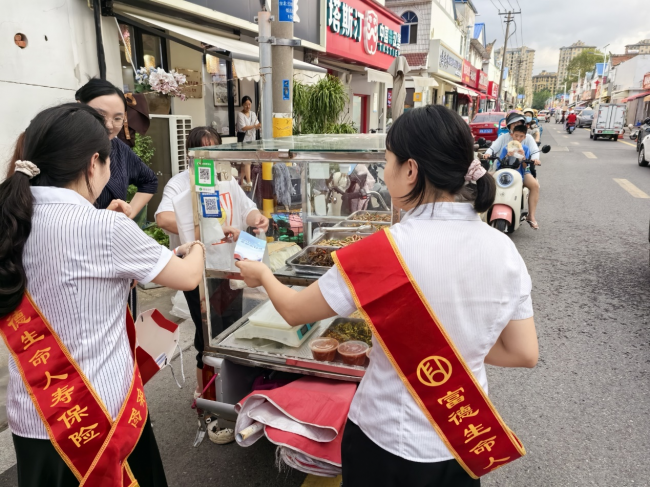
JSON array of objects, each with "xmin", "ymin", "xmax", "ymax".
[
  {"xmin": 386, "ymin": 105, "xmax": 495, "ymax": 212},
  {"xmin": 0, "ymin": 103, "xmax": 110, "ymax": 316}
]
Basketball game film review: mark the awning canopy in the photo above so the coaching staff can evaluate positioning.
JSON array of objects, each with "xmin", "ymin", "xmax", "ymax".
[
  {"xmin": 122, "ymin": 13, "xmax": 326, "ymax": 81},
  {"xmin": 446, "ymin": 80, "xmax": 478, "ymax": 97},
  {"xmin": 365, "ymin": 67, "xmax": 393, "ymax": 88},
  {"xmin": 408, "ymin": 76, "xmax": 439, "ymax": 88},
  {"xmin": 622, "ymin": 91, "xmax": 650, "ymax": 103}
]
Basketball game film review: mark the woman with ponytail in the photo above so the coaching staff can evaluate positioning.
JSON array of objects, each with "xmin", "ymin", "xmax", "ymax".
[
  {"xmin": 0, "ymin": 103, "xmax": 204, "ymax": 486},
  {"xmin": 236, "ymin": 105, "xmax": 539, "ymax": 486}
]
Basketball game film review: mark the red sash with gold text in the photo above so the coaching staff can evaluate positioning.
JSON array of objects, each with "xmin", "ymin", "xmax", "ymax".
[
  {"xmin": 0, "ymin": 293, "xmax": 148, "ymax": 486},
  {"xmin": 333, "ymin": 229, "xmax": 526, "ymax": 478}
]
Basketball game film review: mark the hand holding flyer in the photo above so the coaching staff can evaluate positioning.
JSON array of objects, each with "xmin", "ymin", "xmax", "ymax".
[{"xmin": 234, "ymin": 231, "xmax": 267, "ymax": 262}]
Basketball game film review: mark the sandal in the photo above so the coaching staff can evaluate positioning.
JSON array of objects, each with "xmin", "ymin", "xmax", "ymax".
[{"xmin": 526, "ymin": 220, "xmax": 539, "ymax": 230}]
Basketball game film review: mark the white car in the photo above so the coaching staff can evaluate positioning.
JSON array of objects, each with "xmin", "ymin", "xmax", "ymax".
[
  {"xmin": 538, "ymin": 110, "xmax": 549, "ymax": 122},
  {"xmin": 639, "ymin": 133, "xmax": 650, "ymax": 166}
]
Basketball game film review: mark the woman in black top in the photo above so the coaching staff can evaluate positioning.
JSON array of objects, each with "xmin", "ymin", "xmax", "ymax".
[{"xmin": 75, "ymin": 79, "xmax": 158, "ymax": 216}]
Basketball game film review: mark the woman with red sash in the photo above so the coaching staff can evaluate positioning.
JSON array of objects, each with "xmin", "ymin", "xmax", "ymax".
[
  {"xmin": 237, "ymin": 105, "xmax": 539, "ymax": 486},
  {"xmin": 0, "ymin": 104, "xmax": 205, "ymax": 486}
]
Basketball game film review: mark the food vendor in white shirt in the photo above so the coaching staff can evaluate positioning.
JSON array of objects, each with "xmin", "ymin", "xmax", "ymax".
[
  {"xmin": 0, "ymin": 103, "xmax": 205, "ymax": 486},
  {"xmin": 155, "ymin": 126, "xmax": 268, "ymax": 445},
  {"xmin": 237, "ymin": 105, "xmax": 539, "ymax": 486}
]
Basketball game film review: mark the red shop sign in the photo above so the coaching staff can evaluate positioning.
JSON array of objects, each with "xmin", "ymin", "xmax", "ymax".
[
  {"xmin": 461, "ymin": 61, "xmax": 478, "ymax": 89},
  {"xmin": 487, "ymin": 81, "xmax": 499, "ymax": 98},
  {"xmin": 326, "ymin": 0, "xmax": 403, "ymax": 70},
  {"xmin": 478, "ymin": 70, "xmax": 488, "ymax": 91}
]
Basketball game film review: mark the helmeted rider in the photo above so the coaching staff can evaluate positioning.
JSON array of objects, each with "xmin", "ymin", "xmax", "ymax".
[
  {"xmin": 483, "ymin": 112, "xmax": 541, "ymax": 229},
  {"xmin": 565, "ymin": 108, "xmax": 577, "ymax": 131},
  {"xmin": 523, "ymin": 108, "xmax": 541, "ymax": 144}
]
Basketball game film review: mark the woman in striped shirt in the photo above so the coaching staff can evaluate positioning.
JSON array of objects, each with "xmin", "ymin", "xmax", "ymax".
[{"xmin": 0, "ymin": 103, "xmax": 204, "ymax": 487}]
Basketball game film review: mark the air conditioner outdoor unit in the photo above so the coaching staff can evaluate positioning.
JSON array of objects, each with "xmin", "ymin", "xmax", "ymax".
[{"xmin": 150, "ymin": 114, "xmax": 193, "ymax": 175}]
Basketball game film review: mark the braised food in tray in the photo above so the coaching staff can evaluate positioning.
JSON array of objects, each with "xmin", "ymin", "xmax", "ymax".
[
  {"xmin": 348, "ymin": 211, "xmax": 391, "ymax": 223},
  {"xmin": 317, "ymin": 235, "xmax": 365, "ymax": 247},
  {"xmin": 297, "ymin": 247, "xmax": 335, "ymax": 267}
]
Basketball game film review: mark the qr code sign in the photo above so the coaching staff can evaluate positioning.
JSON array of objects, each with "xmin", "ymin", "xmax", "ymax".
[
  {"xmin": 201, "ymin": 193, "xmax": 221, "ymax": 217},
  {"xmin": 198, "ymin": 167, "xmax": 212, "ymax": 184}
]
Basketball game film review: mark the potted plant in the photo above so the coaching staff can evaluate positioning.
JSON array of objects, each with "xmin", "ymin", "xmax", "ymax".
[{"xmin": 135, "ymin": 67, "xmax": 187, "ymax": 114}]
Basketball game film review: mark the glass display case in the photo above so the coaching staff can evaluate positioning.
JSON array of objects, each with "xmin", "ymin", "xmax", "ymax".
[{"xmin": 188, "ymin": 134, "xmax": 394, "ymax": 382}]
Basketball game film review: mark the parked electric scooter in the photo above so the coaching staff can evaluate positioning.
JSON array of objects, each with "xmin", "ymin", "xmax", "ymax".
[{"xmin": 487, "ymin": 145, "xmax": 551, "ymax": 234}]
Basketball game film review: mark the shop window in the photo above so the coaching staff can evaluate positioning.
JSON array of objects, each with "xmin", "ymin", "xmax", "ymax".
[
  {"xmin": 117, "ymin": 22, "xmax": 168, "ymax": 93},
  {"xmin": 400, "ymin": 11, "xmax": 418, "ymax": 45}
]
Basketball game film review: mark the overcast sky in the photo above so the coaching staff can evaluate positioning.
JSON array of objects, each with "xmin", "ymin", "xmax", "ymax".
[{"xmin": 471, "ymin": 0, "xmax": 650, "ymax": 74}]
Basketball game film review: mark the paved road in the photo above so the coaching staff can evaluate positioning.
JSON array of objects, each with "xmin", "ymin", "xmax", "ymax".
[{"xmin": 1, "ymin": 125, "xmax": 649, "ymax": 486}]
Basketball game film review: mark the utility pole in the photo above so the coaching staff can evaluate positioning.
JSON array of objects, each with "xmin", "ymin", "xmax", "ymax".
[
  {"xmin": 270, "ymin": 0, "xmax": 296, "ymax": 138},
  {"xmin": 256, "ymin": 3, "xmax": 273, "ymax": 140},
  {"xmin": 497, "ymin": 9, "xmax": 520, "ymax": 108}
]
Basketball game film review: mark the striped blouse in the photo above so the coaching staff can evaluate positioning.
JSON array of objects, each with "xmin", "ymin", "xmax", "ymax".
[
  {"xmin": 320, "ymin": 202, "xmax": 533, "ymax": 462},
  {"xmin": 7, "ymin": 187, "xmax": 173, "ymax": 439}
]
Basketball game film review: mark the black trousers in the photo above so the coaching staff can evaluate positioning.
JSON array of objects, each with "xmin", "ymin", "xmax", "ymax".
[
  {"xmin": 13, "ymin": 414, "xmax": 167, "ymax": 487},
  {"xmin": 341, "ymin": 420, "xmax": 480, "ymax": 487}
]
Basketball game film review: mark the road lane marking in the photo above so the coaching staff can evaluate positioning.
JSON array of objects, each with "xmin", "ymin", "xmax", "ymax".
[
  {"xmin": 619, "ymin": 140, "xmax": 637, "ymax": 148},
  {"xmin": 583, "ymin": 152, "xmax": 597, "ymax": 159},
  {"xmin": 302, "ymin": 475, "xmax": 342, "ymax": 487},
  {"xmin": 571, "ymin": 142, "xmax": 580, "ymax": 145},
  {"xmin": 614, "ymin": 179, "xmax": 650, "ymax": 198}
]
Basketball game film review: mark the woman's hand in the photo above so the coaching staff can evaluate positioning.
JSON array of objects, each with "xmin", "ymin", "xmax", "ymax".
[
  {"xmin": 235, "ymin": 260, "xmax": 271, "ymax": 288},
  {"xmin": 221, "ymin": 225, "xmax": 241, "ymax": 242},
  {"xmin": 106, "ymin": 199, "xmax": 132, "ymax": 217},
  {"xmin": 255, "ymin": 122, "xmax": 261, "ymax": 130}
]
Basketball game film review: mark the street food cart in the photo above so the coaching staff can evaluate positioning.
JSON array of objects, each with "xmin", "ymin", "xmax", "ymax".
[{"xmin": 186, "ymin": 135, "xmax": 394, "ymax": 450}]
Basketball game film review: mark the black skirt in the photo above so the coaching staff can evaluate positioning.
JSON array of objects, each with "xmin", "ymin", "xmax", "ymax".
[
  {"xmin": 12, "ymin": 413, "xmax": 167, "ymax": 487},
  {"xmin": 341, "ymin": 419, "xmax": 480, "ymax": 487}
]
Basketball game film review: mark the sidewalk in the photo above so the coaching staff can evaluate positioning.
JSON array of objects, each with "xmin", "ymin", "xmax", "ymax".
[{"xmin": 0, "ymin": 286, "xmax": 193, "ymax": 434}]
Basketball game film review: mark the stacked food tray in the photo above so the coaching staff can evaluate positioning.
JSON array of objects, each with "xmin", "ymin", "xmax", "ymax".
[{"xmin": 286, "ymin": 211, "xmax": 391, "ymax": 275}]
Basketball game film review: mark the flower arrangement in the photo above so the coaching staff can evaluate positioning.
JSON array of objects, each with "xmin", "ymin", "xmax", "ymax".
[{"xmin": 135, "ymin": 67, "xmax": 187, "ymax": 100}]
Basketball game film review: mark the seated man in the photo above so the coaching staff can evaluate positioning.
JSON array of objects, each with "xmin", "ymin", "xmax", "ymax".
[{"xmin": 489, "ymin": 122, "xmax": 541, "ymax": 230}]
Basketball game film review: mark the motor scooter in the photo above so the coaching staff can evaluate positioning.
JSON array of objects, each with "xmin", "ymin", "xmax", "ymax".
[
  {"xmin": 487, "ymin": 145, "xmax": 551, "ymax": 234},
  {"xmin": 566, "ymin": 122, "xmax": 576, "ymax": 134}
]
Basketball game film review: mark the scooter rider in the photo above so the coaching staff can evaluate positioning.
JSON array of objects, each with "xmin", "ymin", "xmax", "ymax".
[
  {"xmin": 484, "ymin": 112, "xmax": 541, "ymax": 229},
  {"xmin": 524, "ymin": 108, "xmax": 541, "ymax": 144},
  {"xmin": 565, "ymin": 108, "xmax": 577, "ymax": 132}
]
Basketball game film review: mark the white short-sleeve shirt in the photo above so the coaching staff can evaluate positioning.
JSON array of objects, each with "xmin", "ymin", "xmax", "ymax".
[
  {"xmin": 7, "ymin": 187, "xmax": 173, "ymax": 439},
  {"xmin": 319, "ymin": 202, "xmax": 533, "ymax": 463}
]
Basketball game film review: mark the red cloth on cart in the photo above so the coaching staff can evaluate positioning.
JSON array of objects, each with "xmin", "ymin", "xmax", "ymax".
[{"xmin": 235, "ymin": 376, "xmax": 356, "ymax": 468}]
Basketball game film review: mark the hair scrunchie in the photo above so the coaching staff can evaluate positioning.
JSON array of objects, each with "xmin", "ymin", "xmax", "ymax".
[
  {"xmin": 464, "ymin": 159, "xmax": 486, "ymax": 182},
  {"xmin": 14, "ymin": 160, "xmax": 40, "ymax": 179}
]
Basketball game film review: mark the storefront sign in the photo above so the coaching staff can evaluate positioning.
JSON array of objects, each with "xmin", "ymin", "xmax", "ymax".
[
  {"xmin": 487, "ymin": 81, "xmax": 499, "ymax": 98},
  {"xmin": 428, "ymin": 40, "xmax": 463, "ymax": 81},
  {"xmin": 643, "ymin": 72, "xmax": 650, "ymax": 90},
  {"xmin": 177, "ymin": 68, "xmax": 202, "ymax": 98},
  {"xmin": 478, "ymin": 70, "xmax": 488, "ymax": 91},
  {"xmin": 461, "ymin": 61, "xmax": 478, "ymax": 89},
  {"xmin": 387, "ymin": 88, "xmax": 392, "ymax": 107},
  {"xmin": 326, "ymin": 0, "xmax": 401, "ymax": 70}
]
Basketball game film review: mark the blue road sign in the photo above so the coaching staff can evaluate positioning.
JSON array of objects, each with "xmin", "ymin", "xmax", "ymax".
[
  {"xmin": 279, "ymin": 0, "xmax": 294, "ymax": 22},
  {"xmin": 282, "ymin": 79, "xmax": 290, "ymax": 100}
]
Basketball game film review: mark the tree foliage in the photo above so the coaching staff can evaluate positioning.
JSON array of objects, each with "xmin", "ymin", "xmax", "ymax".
[
  {"xmin": 532, "ymin": 90, "xmax": 552, "ymax": 110},
  {"xmin": 293, "ymin": 75, "xmax": 356, "ymax": 134},
  {"xmin": 562, "ymin": 49, "xmax": 604, "ymax": 86}
]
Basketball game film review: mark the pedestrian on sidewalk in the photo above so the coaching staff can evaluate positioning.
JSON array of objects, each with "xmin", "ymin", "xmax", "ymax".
[
  {"xmin": 0, "ymin": 103, "xmax": 205, "ymax": 487},
  {"xmin": 237, "ymin": 105, "xmax": 539, "ymax": 486}
]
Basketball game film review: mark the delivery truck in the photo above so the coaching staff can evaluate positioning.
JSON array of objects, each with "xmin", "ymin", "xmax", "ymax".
[{"xmin": 590, "ymin": 103, "xmax": 627, "ymax": 141}]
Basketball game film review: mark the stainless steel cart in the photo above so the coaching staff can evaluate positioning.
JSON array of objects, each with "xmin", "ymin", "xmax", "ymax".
[{"xmin": 186, "ymin": 135, "xmax": 394, "ymax": 447}]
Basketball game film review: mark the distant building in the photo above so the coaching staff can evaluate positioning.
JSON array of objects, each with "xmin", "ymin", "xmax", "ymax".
[
  {"xmin": 556, "ymin": 41, "xmax": 596, "ymax": 92},
  {"xmin": 625, "ymin": 39, "xmax": 650, "ymax": 55},
  {"xmin": 532, "ymin": 71, "xmax": 558, "ymax": 93},
  {"xmin": 495, "ymin": 46, "xmax": 535, "ymax": 106}
]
